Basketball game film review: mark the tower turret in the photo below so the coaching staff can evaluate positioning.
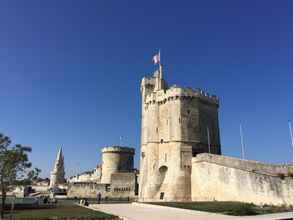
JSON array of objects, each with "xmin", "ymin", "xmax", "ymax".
[
  {"xmin": 154, "ymin": 65, "xmax": 166, "ymax": 91},
  {"xmin": 50, "ymin": 148, "xmax": 66, "ymax": 188}
]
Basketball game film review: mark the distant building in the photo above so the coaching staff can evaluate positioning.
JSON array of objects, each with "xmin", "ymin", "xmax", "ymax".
[
  {"xmin": 67, "ymin": 146, "xmax": 138, "ymax": 199},
  {"xmin": 50, "ymin": 148, "xmax": 66, "ymax": 188}
]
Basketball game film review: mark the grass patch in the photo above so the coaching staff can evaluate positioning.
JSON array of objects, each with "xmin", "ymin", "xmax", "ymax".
[
  {"xmin": 149, "ymin": 201, "xmax": 293, "ymax": 216},
  {"xmin": 4, "ymin": 200, "xmax": 116, "ymax": 220}
]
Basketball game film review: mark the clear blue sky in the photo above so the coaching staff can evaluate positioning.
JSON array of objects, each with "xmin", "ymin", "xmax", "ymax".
[{"xmin": 0, "ymin": 1, "xmax": 292, "ymax": 178}]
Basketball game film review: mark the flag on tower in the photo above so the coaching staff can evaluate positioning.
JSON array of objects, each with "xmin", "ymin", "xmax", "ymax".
[{"xmin": 152, "ymin": 51, "xmax": 160, "ymax": 65}]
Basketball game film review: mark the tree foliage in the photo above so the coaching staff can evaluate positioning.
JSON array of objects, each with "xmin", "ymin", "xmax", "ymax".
[{"xmin": 0, "ymin": 133, "xmax": 40, "ymax": 219}]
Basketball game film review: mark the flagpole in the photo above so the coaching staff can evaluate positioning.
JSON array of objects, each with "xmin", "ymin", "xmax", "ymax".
[
  {"xmin": 240, "ymin": 123, "xmax": 245, "ymax": 159},
  {"xmin": 158, "ymin": 49, "xmax": 162, "ymax": 75},
  {"xmin": 289, "ymin": 120, "xmax": 293, "ymax": 148}
]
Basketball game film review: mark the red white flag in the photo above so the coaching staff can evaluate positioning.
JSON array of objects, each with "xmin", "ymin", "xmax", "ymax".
[{"xmin": 152, "ymin": 51, "xmax": 160, "ymax": 65}]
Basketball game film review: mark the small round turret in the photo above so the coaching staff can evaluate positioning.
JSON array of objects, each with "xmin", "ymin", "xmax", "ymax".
[{"xmin": 100, "ymin": 146, "xmax": 135, "ymax": 184}]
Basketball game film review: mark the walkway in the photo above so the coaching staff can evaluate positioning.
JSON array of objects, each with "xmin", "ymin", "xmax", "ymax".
[{"xmin": 89, "ymin": 203, "xmax": 293, "ymax": 220}]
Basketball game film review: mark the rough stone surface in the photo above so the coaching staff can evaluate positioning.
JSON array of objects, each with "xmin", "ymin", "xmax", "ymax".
[
  {"xmin": 67, "ymin": 172, "xmax": 137, "ymax": 199},
  {"xmin": 67, "ymin": 146, "xmax": 138, "ymax": 199},
  {"xmin": 101, "ymin": 146, "xmax": 135, "ymax": 184},
  {"xmin": 139, "ymin": 67, "xmax": 221, "ymax": 201},
  {"xmin": 68, "ymin": 167, "xmax": 102, "ymax": 183},
  {"xmin": 139, "ymin": 68, "xmax": 293, "ymax": 205},
  {"xmin": 67, "ymin": 182, "xmax": 109, "ymax": 198},
  {"xmin": 191, "ymin": 153, "xmax": 293, "ymax": 205}
]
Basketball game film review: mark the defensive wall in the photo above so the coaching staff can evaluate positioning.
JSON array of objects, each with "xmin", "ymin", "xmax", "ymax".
[
  {"xmin": 67, "ymin": 172, "xmax": 137, "ymax": 199},
  {"xmin": 191, "ymin": 153, "xmax": 293, "ymax": 205}
]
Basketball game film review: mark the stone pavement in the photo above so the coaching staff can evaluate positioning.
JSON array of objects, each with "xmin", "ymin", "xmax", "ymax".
[
  {"xmin": 242, "ymin": 212, "xmax": 293, "ymax": 220},
  {"xmin": 89, "ymin": 203, "xmax": 293, "ymax": 220}
]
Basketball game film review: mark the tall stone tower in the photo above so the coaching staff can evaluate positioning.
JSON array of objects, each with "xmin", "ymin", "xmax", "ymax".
[
  {"xmin": 139, "ymin": 66, "xmax": 221, "ymax": 201},
  {"xmin": 50, "ymin": 148, "xmax": 66, "ymax": 188}
]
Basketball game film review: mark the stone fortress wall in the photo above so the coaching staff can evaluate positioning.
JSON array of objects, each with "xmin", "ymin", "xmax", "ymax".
[
  {"xmin": 67, "ymin": 183, "xmax": 108, "ymax": 198},
  {"xmin": 67, "ymin": 146, "xmax": 138, "ymax": 199},
  {"xmin": 191, "ymin": 154, "xmax": 293, "ymax": 205},
  {"xmin": 68, "ymin": 167, "xmax": 101, "ymax": 183},
  {"xmin": 139, "ymin": 67, "xmax": 221, "ymax": 202},
  {"xmin": 59, "ymin": 65, "xmax": 293, "ymax": 205},
  {"xmin": 67, "ymin": 173, "xmax": 137, "ymax": 199},
  {"xmin": 139, "ymin": 66, "xmax": 293, "ymax": 205}
]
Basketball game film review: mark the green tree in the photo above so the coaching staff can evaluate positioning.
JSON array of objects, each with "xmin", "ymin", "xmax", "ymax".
[{"xmin": 0, "ymin": 133, "xmax": 40, "ymax": 219}]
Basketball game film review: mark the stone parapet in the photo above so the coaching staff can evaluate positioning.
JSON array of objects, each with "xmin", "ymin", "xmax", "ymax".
[
  {"xmin": 191, "ymin": 153, "xmax": 293, "ymax": 205},
  {"xmin": 193, "ymin": 153, "xmax": 293, "ymax": 176},
  {"xmin": 102, "ymin": 146, "xmax": 135, "ymax": 154},
  {"xmin": 144, "ymin": 87, "xmax": 219, "ymax": 106}
]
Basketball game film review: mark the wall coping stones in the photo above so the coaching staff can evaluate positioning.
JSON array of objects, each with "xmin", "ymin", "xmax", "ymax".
[{"xmin": 192, "ymin": 153, "xmax": 293, "ymax": 176}]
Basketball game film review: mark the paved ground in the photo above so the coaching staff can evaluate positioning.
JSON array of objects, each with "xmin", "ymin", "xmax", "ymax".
[{"xmin": 89, "ymin": 203, "xmax": 293, "ymax": 220}]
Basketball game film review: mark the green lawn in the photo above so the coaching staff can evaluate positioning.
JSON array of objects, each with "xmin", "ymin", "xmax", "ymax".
[
  {"xmin": 150, "ymin": 201, "xmax": 293, "ymax": 216},
  {"xmin": 4, "ymin": 200, "xmax": 116, "ymax": 220}
]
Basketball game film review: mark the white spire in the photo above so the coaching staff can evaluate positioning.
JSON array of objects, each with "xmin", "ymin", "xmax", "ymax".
[
  {"xmin": 50, "ymin": 147, "xmax": 66, "ymax": 187},
  {"xmin": 56, "ymin": 147, "xmax": 63, "ymax": 162}
]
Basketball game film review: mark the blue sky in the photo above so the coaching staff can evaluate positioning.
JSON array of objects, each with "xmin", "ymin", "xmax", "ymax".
[{"xmin": 0, "ymin": 1, "xmax": 292, "ymax": 178}]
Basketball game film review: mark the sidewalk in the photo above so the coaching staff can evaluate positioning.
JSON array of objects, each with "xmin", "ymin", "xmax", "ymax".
[{"xmin": 89, "ymin": 202, "xmax": 293, "ymax": 220}]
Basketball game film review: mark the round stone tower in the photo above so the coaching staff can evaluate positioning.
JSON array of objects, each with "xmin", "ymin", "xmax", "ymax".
[{"xmin": 100, "ymin": 146, "xmax": 135, "ymax": 184}]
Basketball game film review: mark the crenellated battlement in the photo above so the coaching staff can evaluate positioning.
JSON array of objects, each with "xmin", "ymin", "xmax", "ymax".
[
  {"xmin": 144, "ymin": 86, "xmax": 219, "ymax": 107},
  {"xmin": 141, "ymin": 68, "xmax": 219, "ymax": 107},
  {"xmin": 101, "ymin": 146, "xmax": 135, "ymax": 154}
]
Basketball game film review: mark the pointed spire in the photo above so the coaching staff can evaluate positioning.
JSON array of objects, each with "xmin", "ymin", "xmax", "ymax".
[
  {"xmin": 50, "ymin": 147, "xmax": 66, "ymax": 187},
  {"xmin": 56, "ymin": 147, "xmax": 63, "ymax": 162},
  {"xmin": 54, "ymin": 147, "xmax": 63, "ymax": 170}
]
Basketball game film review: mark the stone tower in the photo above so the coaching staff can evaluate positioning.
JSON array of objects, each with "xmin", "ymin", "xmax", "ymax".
[
  {"xmin": 100, "ymin": 146, "xmax": 135, "ymax": 184},
  {"xmin": 139, "ymin": 66, "xmax": 221, "ymax": 201},
  {"xmin": 50, "ymin": 148, "xmax": 66, "ymax": 188}
]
